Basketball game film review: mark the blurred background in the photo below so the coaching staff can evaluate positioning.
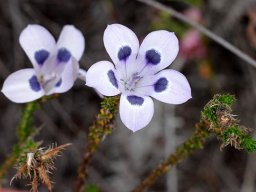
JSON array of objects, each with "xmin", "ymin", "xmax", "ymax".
[{"xmin": 0, "ymin": 0, "xmax": 256, "ymax": 191}]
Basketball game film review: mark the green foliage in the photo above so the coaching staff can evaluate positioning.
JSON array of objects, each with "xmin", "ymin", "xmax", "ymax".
[
  {"xmin": 202, "ymin": 94, "xmax": 235, "ymax": 123},
  {"xmin": 13, "ymin": 138, "xmax": 38, "ymax": 155},
  {"xmin": 0, "ymin": 101, "xmax": 40, "ymax": 182},
  {"xmin": 89, "ymin": 96, "xmax": 120, "ymax": 151},
  {"xmin": 202, "ymin": 107, "xmax": 217, "ymax": 123},
  {"xmin": 200, "ymin": 94, "xmax": 256, "ymax": 152},
  {"xmin": 241, "ymin": 136, "xmax": 256, "ymax": 152},
  {"xmin": 16, "ymin": 138, "xmax": 41, "ymax": 165},
  {"xmin": 15, "ymin": 101, "xmax": 40, "ymax": 164},
  {"xmin": 217, "ymin": 94, "xmax": 236, "ymax": 106},
  {"xmin": 221, "ymin": 126, "xmax": 256, "ymax": 152},
  {"xmin": 134, "ymin": 94, "xmax": 256, "ymax": 192},
  {"xmin": 17, "ymin": 101, "xmax": 39, "ymax": 143},
  {"xmin": 85, "ymin": 184, "xmax": 100, "ymax": 192},
  {"xmin": 151, "ymin": 12, "xmax": 188, "ymax": 36},
  {"xmin": 101, "ymin": 96, "xmax": 120, "ymax": 114},
  {"xmin": 76, "ymin": 96, "xmax": 120, "ymax": 191},
  {"xmin": 221, "ymin": 126, "xmax": 243, "ymax": 141}
]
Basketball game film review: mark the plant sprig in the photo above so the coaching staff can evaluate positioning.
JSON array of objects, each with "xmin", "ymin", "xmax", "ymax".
[{"xmin": 133, "ymin": 94, "xmax": 256, "ymax": 192}]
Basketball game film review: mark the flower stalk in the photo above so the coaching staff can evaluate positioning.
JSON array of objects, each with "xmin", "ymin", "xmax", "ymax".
[{"xmin": 75, "ymin": 96, "xmax": 120, "ymax": 192}]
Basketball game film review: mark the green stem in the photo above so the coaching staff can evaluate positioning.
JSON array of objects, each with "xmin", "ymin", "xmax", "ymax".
[
  {"xmin": 0, "ymin": 101, "xmax": 38, "ymax": 183},
  {"xmin": 17, "ymin": 102, "xmax": 38, "ymax": 143},
  {"xmin": 132, "ymin": 94, "xmax": 254, "ymax": 192},
  {"xmin": 75, "ymin": 96, "xmax": 119, "ymax": 192}
]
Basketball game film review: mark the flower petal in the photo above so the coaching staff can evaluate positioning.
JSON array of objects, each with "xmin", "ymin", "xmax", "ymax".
[
  {"xmin": 47, "ymin": 58, "xmax": 79, "ymax": 95},
  {"xmin": 103, "ymin": 24, "xmax": 139, "ymax": 65},
  {"xmin": 57, "ymin": 25, "xmax": 85, "ymax": 61},
  {"xmin": 1, "ymin": 69, "xmax": 44, "ymax": 103},
  {"xmin": 39, "ymin": 51, "xmax": 70, "ymax": 80},
  {"xmin": 19, "ymin": 25, "xmax": 56, "ymax": 69},
  {"xmin": 119, "ymin": 94, "xmax": 154, "ymax": 132},
  {"xmin": 150, "ymin": 69, "xmax": 191, "ymax": 104},
  {"xmin": 137, "ymin": 30, "xmax": 179, "ymax": 75},
  {"xmin": 86, "ymin": 61, "xmax": 120, "ymax": 96}
]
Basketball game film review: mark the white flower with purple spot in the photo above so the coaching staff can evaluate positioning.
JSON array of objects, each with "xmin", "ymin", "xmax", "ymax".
[
  {"xmin": 86, "ymin": 24, "xmax": 192, "ymax": 132},
  {"xmin": 1, "ymin": 24, "xmax": 85, "ymax": 103}
]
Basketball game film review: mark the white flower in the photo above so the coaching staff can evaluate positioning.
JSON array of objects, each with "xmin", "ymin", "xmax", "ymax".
[
  {"xmin": 86, "ymin": 24, "xmax": 192, "ymax": 132},
  {"xmin": 1, "ymin": 24, "xmax": 85, "ymax": 103}
]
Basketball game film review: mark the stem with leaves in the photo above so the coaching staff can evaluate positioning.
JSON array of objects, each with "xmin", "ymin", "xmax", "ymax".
[
  {"xmin": 0, "ymin": 101, "xmax": 39, "ymax": 183},
  {"xmin": 75, "ymin": 96, "xmax": 120, "ymax": 192},
  {"xmin": 132, "ymin": 94, "xmax": 256, "ymax": 192}
]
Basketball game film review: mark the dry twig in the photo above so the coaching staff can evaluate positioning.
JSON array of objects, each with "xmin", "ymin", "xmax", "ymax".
[{"xmin": 11, "ymin": 143, "xmax": 71, "ymax": 192}]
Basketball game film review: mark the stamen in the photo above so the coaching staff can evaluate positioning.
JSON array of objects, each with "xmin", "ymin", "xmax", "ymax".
[
  {"xmin": 41, "ymin": 73, "xmax": 58, "ymax": 93},
  {"xmin": 122, "ymin": 73, "xmax": 142, "ymax": 92}
]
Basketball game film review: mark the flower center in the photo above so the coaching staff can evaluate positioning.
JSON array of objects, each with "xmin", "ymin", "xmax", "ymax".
[
  {"xmin": 38, "ymin": 73, "xmax": 59, "ymax": 93},
  {"xmin": 121, "ymin": 72, "xmax": 143, "ymax": 92}
]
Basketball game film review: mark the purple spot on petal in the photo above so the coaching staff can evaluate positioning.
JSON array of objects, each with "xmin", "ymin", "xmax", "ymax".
[
  {"xmin": 107, "ymin": 70, "xmax": 118, "ymax": 88},
  {"xmin": 35, "ymin": 50, "xmax": 49, "ymax": 66},
  {"xmin": 57, "ymin": 48, "xmax": 71, "ymax": 62},
  {"xmin": 29, "ymin": 75, "xmax": 41, "ymax": 92},
  {"xmin": 154, "ymin": 77, "xmax": 168, "ymax": 92},
  {"xmin": 118, "ymin": 46, "xmax": 132, "ymax": 61},
  {"xmin": 55, "ymin": 78, "xmax": 62, "ymax": 87},
  {"xmin": 127, "ymin": 95, "xmax": 144, "ymax": 106},
  {"xmin": 146, "ymin": 49, "xmax": 160, "ymax": 65}
]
